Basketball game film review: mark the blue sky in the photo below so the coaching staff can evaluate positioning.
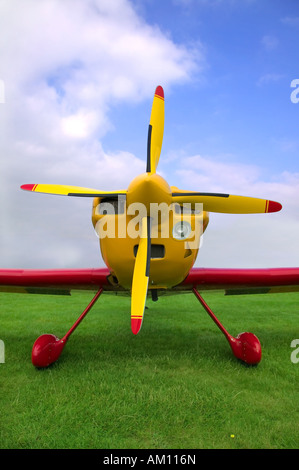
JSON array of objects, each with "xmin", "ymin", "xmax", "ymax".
[
  {"xmin": 1, "ymin": 0, "xmax": 299, "ymax": 269},
  {"xmin": 106, "ymin": 0, "xmax": 299, "ymax": 176}
]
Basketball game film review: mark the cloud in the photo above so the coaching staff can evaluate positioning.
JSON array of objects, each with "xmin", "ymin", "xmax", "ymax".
[
  {"xmin": 173, "ymin": 0, "xmax": 257, "ymax": 7},
  {"xmin": 273, "ymin": 138, "xmax": 299, "ymax": 153},
  {"xmin": 1, "ymin": 0, "xmax": 201, "ymax": 126},
  {"xmin": 175, "ymin": 154, "xmax": 299, "ymax": 268},
  {"xmin": 0, "ymin": 0, "xmax": 204, "ymax": 268},
  {"xmin": 177, "ymin": 155, "xmax": 261, "ymax": 193},
  {"xmin": 281, "ymin": 16, "xmax": 299, "ymax": 26},
  {"xmin": 256, "ymin": 73, "xmax": 285, "ymax": 87},
  {"xmin": 261, "ymin": 35, "xmax": 279, "ymax": 51}
]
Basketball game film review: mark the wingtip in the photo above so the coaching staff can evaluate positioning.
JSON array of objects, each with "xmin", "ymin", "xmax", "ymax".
[
  {"xmin": 155, "ymin": 85, "xmax": 164, "ymax": 100},
  {"xmin": 267, "ymin": 200, "xmax": 282, "ymax": 213}
]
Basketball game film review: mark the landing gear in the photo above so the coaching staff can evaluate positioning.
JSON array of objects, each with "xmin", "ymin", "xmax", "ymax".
[
  {"xmin": 31, "ymin": 289, "xmax": 103, "ymax": 368},
  {"xmin": 192, "ymin": 287, "xmax": 262, "ymax": 365}
]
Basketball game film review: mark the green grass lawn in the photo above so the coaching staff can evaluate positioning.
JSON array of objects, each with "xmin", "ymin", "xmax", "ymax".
[{"xmin": 0, "ymin": 290, "xmax": 298, "ymax": 449}]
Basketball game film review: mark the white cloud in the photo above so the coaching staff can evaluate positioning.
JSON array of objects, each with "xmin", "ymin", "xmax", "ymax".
[
  {"xmin": 0, "ymin": 0, "xmax": 203, "ymax": 268},
  {"xmin": 175, "ymin": 154, "xmax": 299, "ymax": 268},
  {"xmin": 281, "ymin": 16, "xmax": 299, "ymax": 26},
  {"xmin": 261, "ymin": 35, "xmax": 279, "ymax": 51},
  {"xmin": 173, "ymin": 0, "xmax": 257, "ymax": 7},
  {"xmin": 256, "ymin": 73, "xmax": 284, "ymax": 87},
  {"xmin": 177, "ymin": 155, "xmax": 261, "ymax": 193},
  {"xmin": 273, "ymin": 138, "xmax": 299, "ymax": 153},
  {"xmin": 61, "ymin": 110, "xmax": 100, "ymax": 139}
]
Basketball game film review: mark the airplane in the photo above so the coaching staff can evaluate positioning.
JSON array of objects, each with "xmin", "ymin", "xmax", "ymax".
[{"xmin": 1, "ymin": 85, "xmax": 299, "ymax": 369}]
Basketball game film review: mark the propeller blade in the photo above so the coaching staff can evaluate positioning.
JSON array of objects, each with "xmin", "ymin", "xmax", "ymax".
[
  {"xmin": 146, "ymin": 86, "xmax": 164, "ymax": 174},
  {"xmin": 21, "ymin": 184, "xmax": 126, "ymax": 198},
  {"xmin": 172, "ymin": 191, "xmax": 282, "ymax": 214},
  {"xmin": 131, "ymin": 216, "xmax": 151, "ymax": 335}
]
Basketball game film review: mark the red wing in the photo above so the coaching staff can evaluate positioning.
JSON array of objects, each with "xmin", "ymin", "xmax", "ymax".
[
  {"xmin": 0, "ymin": 268, "xmax": 117, "ymax": 295},
  {"xmin": 2, "ymin": 266, "xmax": 299, "ymax": 296},
  {"xmin": 174, "ymin": 267, "xmax": 299, "ymax": 295}
]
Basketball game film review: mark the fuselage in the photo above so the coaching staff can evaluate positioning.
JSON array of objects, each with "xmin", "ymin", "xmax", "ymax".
[{"xmin": 92, "ymin": 173, "xmax": 209, "ymax": 290}]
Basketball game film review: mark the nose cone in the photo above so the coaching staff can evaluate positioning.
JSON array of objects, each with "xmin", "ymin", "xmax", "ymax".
[{"xmin": 127, "ymin": 173, "xmax": 172, "ymax": 210}]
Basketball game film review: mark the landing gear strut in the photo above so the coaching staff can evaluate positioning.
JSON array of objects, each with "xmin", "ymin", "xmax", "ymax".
[
  {"xmin": 32, "ymin": 288, "xmax": 103, "ymax": 368},
  {"xmin": 192, "ymin": 287, "xmax": 262, "ymax": 365}
]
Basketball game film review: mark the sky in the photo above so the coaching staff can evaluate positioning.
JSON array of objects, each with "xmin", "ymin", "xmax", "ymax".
[{"xmin": 0, "ymin": 0, "xmax": 299, "ymax": 270}]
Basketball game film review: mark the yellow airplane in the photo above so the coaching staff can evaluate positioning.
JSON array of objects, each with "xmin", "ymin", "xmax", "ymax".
[{"xmin": 1, "ymin": 86, "xmax": 299, "ymax": 368}]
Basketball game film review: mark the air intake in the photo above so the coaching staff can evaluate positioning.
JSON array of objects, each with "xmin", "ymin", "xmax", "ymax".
[{"xmin": 134, "ymin": 244, "xmax": 165, "ymax": 259}]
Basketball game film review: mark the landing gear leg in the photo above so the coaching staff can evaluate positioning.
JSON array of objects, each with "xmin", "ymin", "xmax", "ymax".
[
  {"xmin": 32, "ymin": 288, "xmax": 103, "ymax": 368},
  {"xmin": 192, "ymin": 287, "xmax": 262, "ymax": 365}
]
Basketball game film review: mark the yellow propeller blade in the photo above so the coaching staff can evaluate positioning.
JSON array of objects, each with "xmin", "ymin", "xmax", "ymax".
[
  {"xmin": 172, "ymin": 191, "xmax": 282, "ymax": 214},
  {"xmin": 21, "ymin": 184, "xmax": 126, "ymax": 198},
  {"xmin": 131, "ymin": 217, "xmax": 151, "ymax": 335},
  {"xmin": 146, "ymin": 86, "xmax": 164, "ymax": 174}
]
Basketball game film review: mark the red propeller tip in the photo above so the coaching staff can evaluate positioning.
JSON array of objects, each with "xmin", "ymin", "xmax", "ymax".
[
  {"xmin": 155, "ymin": 86, "xmax": 164, "ymax": 100},
  {"xmin": 131, "ymin": 318, "xmax": 143, "ymax": 335},
  {"xmin": 267, "ymin": 200, "xmax": 282, "ymax": 213},
  {"xmin": 21, "ymin": 184, "xmax": 37, "ymax": 192}
]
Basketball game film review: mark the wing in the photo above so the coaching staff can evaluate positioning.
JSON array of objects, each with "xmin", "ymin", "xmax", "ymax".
[
  {"xmin": 0, "ymin": 268, "xmax": 121, "ymax": 295},
  {"xmin": 173, "ymin": 267, "xmax": 299, "ymax": 295},
  {"xmin": 2, "ymin": 266, "xmax": 299, "ymax": 297}
]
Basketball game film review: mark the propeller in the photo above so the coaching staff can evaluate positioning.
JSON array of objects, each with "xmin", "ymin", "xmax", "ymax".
[
  {"xmin": 171, "ymin": 191, "xmax": 282, "ymax": 214},
  {"xmin": 128, "ymin": 86, "xmax": 165, "ymax": 334},
  {"xmin": 21, "ymin": 184, "xmax": 126, "ymax": 198},
  {"xmin": 146, "ymin": 85, "xmax": 164, "ymax": 174},
  {"xmin": 131, "ymin": 216, "xmax": 151, "ymax": 334},
  {"xmin": 130, "ymin": 86, "xmax": 165, "ymax": 333}
]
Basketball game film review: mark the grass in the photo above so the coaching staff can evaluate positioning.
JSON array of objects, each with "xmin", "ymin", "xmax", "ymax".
[{"xmin": 0, "ymin": 290, "xmax": 299, "ymax": 449}]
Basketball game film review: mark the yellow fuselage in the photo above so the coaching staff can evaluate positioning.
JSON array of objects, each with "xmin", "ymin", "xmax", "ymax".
[{"xmin": 91, "ymin": 173, "xmax": 209, "ymax": 290}]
